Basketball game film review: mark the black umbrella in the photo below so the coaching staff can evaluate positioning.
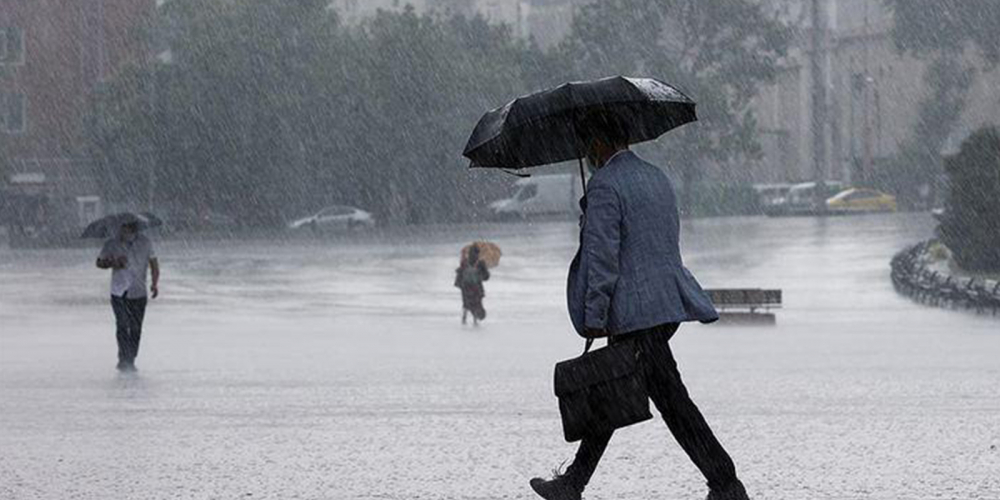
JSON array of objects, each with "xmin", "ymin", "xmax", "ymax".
[
  {"xmin": 81, "ymin": 212, "xmax": 163, "ymax": 239},
  {"xmin": 463, "ymin": 76, "xmax": 696, "ymax": 181}
]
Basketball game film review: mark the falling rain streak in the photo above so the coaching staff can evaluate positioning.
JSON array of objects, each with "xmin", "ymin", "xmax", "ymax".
[{"xmin": 1, "ymin": 1, "xmax": 999, "ymax": 499}]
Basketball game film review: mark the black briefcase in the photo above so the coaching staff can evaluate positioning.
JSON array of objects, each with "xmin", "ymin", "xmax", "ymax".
[{"xmin": 554, "ymin": 339, "xmax": 652, "ymax": 442}]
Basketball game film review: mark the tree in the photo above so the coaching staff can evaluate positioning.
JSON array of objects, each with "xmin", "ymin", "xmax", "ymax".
[
  {"xmin": 884, "ymin": 0, "xmax": 1000, "ymax": 208},
  {"xmin": 342, "ymin": 8, "xmax": 537, "ymax": 223},
  {"xmin": 870, "ymin": 57, "xmax": 974, "ymax": 209},
  {"xmin": 554, "ymin": 0, "xmax": 791, "ymax": 211},
  {"xmin": 886, "ymin": 0, "xmax": 1000, "ymax": 66},
  {"xmin": 85, "ymin": 2, "xmax": 546, "ymax": 226},
  {"xmin": 0, "ymin": 133, "xmax": 10, "ymax": 183},
  {"xmin": 939, "ymin": 127, "xmax": 1000, "ymax": 272},
  {"xmin": 0, "ymin": 65, "xmax": 12, "ymax": 183}
]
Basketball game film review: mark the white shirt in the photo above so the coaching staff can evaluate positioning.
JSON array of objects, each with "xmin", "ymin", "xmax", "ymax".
[{"xmin": 99, "ymin": 234, "xmax": 156, "ymax": 298}]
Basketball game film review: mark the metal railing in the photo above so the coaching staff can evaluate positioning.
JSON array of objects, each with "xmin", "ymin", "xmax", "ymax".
[{"xmin": 891, "ymin": 240, "xmax": 1000, "ymax": 316}]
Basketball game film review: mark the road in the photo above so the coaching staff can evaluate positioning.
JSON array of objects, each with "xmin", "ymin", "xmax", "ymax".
[{"xmin": 1, "ymin": 213, "xmax": 998, "ymax": 499}]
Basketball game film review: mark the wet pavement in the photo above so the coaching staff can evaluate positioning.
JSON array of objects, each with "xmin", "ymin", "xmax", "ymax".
[{"xmin": 1, "ymin": 213, "xmax": 998, "ymax": 499}]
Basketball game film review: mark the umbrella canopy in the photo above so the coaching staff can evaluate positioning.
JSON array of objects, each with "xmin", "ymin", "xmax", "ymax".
[
  {"xmin": 461, "ymin": 241, "xmax": 502, "ymax": 268},
  {"xmin": 81, "ymin": 212, "xmax": 163, "ymax": 239},
  {"xmin": 463, "ymin": 76, "xmax": 696, "ymax": 170}
]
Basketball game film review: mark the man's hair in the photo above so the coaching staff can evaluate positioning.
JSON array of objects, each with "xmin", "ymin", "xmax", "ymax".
[{"xmin": 577, "ymin": 109, "xmax": 630, "ymax": 147}]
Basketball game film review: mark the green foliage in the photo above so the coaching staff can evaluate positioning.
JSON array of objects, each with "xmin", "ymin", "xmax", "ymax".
[
  {"xmin": 884, "ymin": 0, "xmax": 999, "ymax": 208},
  {"xmin": 872, "ymin": 57, "xmax": 974, "ymax": 208},
  {"xmin": 0, "ymin": 136, "xmax": 9, "ymax": 182},
  {"xmin": 87, "ymin": 2, "xmax": 538, "ymax": 226},
  {"xmin": 86, "ymin": 0, "xmax": 790, "ymax": 225},
  {"xmin": 556, "ymin": 0, "xmax": 790, "ymax": 172},
  {"xmin": 552, "ymin": 0, "xmax": 790, "ymax": 212},
  {"xmin": 686, "ymin": 183, "xmax": 761, "ymax": 218},
  {"xmin": 940, "ymin": 127, "xmax": 1000, "ymax": 272},
  {"xmin": 1, "ymin": 66, "xmax": 15, "ymax": 183},
  {"xmin": 886, "ymin": 0, "xmax": 1000, "ymax": 67}
]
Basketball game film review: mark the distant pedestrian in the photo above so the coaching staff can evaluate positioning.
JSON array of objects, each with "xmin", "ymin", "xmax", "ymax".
[
  {"xmin": 96, "ymin": 219, "xmax": 159, "ymax": 372},
  {"xmin": 455, "ymin": 244, "xmax": 490, "ymax": 326}
]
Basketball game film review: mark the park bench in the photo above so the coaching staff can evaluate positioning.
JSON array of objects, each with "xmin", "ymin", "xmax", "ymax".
[{"xmin": 705, "ymin": 288, "xmax": 782, "ymax": 325}]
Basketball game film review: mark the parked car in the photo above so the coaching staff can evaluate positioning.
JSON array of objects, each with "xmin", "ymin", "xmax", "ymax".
[
  {"xmin": 489, "ymin": 174, "xmax": 584, "ymax": 220},
  {"xmin": 825, "ymin": 188, "xmax": 897, "ymax": 213},
  {"xmin": 752, "ymin": 183, "xmax": 794, "ymax": 212},
  {"xmin": 288, "ymin": 205, "xmax": 375, "ymax": 232},
  {"xmin": 764, "ymin": 180, "xmax": 847, "ymax": 216}
]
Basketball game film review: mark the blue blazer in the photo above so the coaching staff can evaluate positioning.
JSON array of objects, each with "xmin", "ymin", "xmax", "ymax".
[{"xmin": 567, "ymin": 151, "xmax": 718, "ymax": 336}]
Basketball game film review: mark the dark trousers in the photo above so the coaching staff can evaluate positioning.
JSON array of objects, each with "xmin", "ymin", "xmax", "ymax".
[
  {"xmin": 565, "ymin": 324, "xmax": 740, "ymax": 492},
  {"xmin": 111, "ymin": 294, "xmax": 147, "ymax": 364}
]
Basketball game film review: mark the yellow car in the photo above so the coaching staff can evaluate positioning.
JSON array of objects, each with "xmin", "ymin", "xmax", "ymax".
[{"xmin": 825, "ymin": 188, "xmax": 897, "ymax": 213}]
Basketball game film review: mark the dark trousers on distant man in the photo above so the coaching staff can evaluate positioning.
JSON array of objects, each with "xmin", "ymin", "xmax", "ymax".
[
  {"xmin": 111, "ymin": 293, "xmax": 147, "ymax": 365},
  {"xmin": 563, "ymin": 323, "xmax": 742, "ymax": 492}
]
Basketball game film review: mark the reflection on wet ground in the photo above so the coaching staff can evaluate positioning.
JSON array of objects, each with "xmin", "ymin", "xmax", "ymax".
[{"xmin": 2, "ymin": 214, "xmax": 998, "ymax": 499}]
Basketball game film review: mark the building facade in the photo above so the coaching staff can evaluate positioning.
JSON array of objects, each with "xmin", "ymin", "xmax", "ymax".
[
  {"xmin": 751, "ymin": 0, "xmax": 1000, "ymax": 187},
  {"xmin": 0, "ymin": 0, "xmax": 154, "ymax": 243}
]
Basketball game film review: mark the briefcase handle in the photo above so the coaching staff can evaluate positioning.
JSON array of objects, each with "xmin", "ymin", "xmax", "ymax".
[{"xmin": 583, "ymin": 337, "xmax": 611, "ymax": 354}]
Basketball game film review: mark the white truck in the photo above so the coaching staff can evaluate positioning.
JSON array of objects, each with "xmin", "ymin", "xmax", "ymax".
[{"xmin": 489, "ymin": 174, "xmax": 585, "ymax": 220}]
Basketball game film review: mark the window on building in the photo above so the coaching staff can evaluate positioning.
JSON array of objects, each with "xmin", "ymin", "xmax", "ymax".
[
  {"xmin": 2, "ymin": 92, "xmax": 27, "ymax": 134},
  {"xmin": 0, "ymin": 27, "xmax": 25, "ymax": 65}
]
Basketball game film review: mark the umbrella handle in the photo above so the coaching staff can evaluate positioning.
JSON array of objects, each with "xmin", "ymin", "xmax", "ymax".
[
  {"xmin": 501, "ymin": 168, "xmax": 531, "ymax": 178},
  {"xmin": 578, "ymin": 158, "xmax": 587, "ymax": 194}
]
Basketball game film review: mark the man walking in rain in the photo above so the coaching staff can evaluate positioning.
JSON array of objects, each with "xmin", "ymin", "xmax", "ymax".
[
  {"xmin": 530, "ymin": 111, "xmax": 749, "ymax": 500},
  {"xmin": 96, "ymin": 219, "xmax": 159, "ymax": 372}
]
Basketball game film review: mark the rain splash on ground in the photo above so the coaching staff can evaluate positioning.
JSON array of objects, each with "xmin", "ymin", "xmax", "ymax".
[{"xmin": 1, "ymin": 213, "xmax": 998, "ymax": 499}]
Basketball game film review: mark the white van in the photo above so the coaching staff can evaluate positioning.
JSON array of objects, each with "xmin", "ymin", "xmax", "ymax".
[{"xmin": 489, "ymin": 174, "xmax": 585, "ymax": 219}]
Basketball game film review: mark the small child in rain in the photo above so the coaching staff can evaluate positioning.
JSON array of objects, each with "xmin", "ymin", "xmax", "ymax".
[{"xmin": 455, "ymin": 243, "xmax": 490, "ymax": 326}]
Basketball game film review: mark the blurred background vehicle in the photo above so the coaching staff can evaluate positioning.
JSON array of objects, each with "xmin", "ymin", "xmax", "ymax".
[
  {"xmin": 753, "ymin": 183, "xmax": 794, "ymax": 213},
  {"xmin": 489, "ymin": 174, "xmax": 584, "ymax": 220},
  {"xmin": 288, "ymin": 205, "xmax": 375, "ymax": 232},
  {"xmin": 826, "ymin": 188, "xmax": 898, "ymax": 213},
  {"xmin": 763, "ymin": 180, "xmax": 847, "ymax": 216}
]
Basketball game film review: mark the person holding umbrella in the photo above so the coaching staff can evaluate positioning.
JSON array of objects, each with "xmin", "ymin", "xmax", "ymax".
[
  {"xmin": 455, "ymin": 243, "xmax": 492, "ymax": 326},
  {"xmin": 464, "ymin": 77, "xmax": 749, "ymax": 500},
  {"xmin": 92, "ymin": 214, "xmax": 160, "ymax": 372}
]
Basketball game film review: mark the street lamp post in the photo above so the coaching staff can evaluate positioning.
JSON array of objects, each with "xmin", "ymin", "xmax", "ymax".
[
  {"xmin": 862, "ymin": 75, "xmax": 875, "ymax": 186},
  {"xmin": 810, "ymin": 0, "xmax": 829, "ymax": 211}
]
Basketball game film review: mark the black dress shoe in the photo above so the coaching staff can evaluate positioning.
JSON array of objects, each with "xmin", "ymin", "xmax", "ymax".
[
  {"xmin": 529, "ymin": 476, "xmax": 582, "ymax": 500},
  {"xmin": 706, "ymin": 480, "xmax": 750, "ymax": 500},
  {"xmin": 116, "ymin": 361, "xmax": 137, "ymax": 372}
]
